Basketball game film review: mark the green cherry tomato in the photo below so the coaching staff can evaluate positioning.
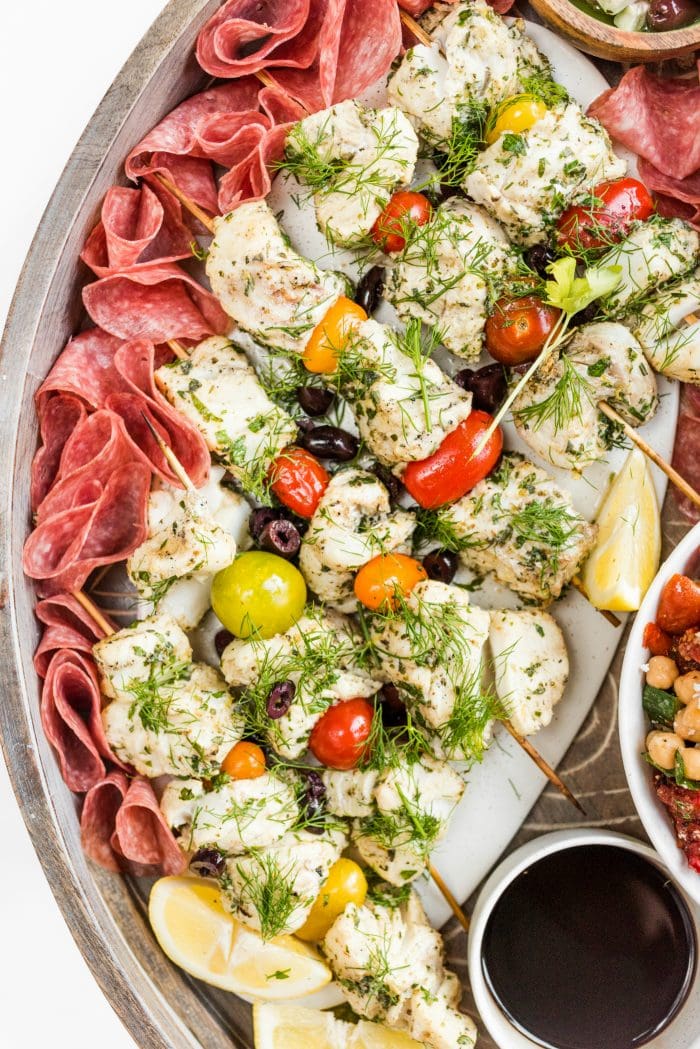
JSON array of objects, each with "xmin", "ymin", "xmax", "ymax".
[{"xmin": 211, "ymin": 551, "xmax": 307, "ymax": 639}]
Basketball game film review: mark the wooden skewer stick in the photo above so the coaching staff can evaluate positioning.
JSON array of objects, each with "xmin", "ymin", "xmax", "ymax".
[
  {"xmin": 72, "ymin": 588, "xmax": 115, "ymax": 635},
  {"xmin": 502, "ymin": 720, "xmax": 585, "ymax": 815},
  {"xmin": 428, "ymin": 864, "xmax": 470, "ymax": 932},
  {"xmin": 152, "ymin": 173, "xmax": 216, "ymax": 235},
  {"xmin": 399, "ymin": 10, "xmax": 432, "ymax": 45}
]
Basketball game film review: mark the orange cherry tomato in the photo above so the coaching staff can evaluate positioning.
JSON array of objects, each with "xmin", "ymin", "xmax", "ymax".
[
  {"xmin": 354, "ymin": 553, "xmax": 427, "ymax": 611},
  {"xmin": 270, "ymin": 446, "xmax": 329, "ymax": 519},
  {"xmin": 556, "ymin": 177, "xmax": 654, "ymax": 254},
  {"xmin": 309, "ymin": 698, "xmax": 374, "ymax": 770},
  {"xmin": 643, "ymin": 622, "xmax": 673, "ymax": 658},
  {"xmin": 222, "ymin": 740, "xmax": 266, "ymax": 780},
  {"xmin": 485, "ymin": 294, "xmax": 561, "ymax": 366},
  {"xmin": 371, "ymin": 190, "xmax": 433, "ymax": 254},
  {"xmin": 402, "ymin": 411, "xmax": 503, "ymax": 510},
  {"xmin": 656, "ymin": 574, "xmax": 700, "ymax": 635},
  {"xmin": 303, "ymin": 297, "xmax": 367, "ymax": 374}
]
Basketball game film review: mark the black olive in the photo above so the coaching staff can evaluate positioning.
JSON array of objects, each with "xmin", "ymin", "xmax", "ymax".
[
  {"xmin": 572, "ymin": 302, "xmax": 600, "ymax": 327},
  {"xmin": 423, "ymin": 549, "xmax": 458, "ymax": 584},
  {"xmin": 303, "ymin": 770, "xmax": 326, "ymax": 834},
  {"xmin": 266, "ymin": 680, "xmax": 296, "ymax": 719},
  {"xmin": 305, "ymin": 769, "xmax": 326, "ymax": 800},
  {"xmin": 190, "ymin": 847, "xmax": 226, "ymax": 878},
  {"xmin": 371, "ymin": 463, "xmax": 404, "ymax": 504},
  {"xmin": 354, "ymin": 266, "xmax": 386, "ymax": 315},
  {"xmin": 647, "ymin": 0, "xmax": 700, "ymax": 28},
  {"xmin": 297, "ymin": 385, "xmax": 335, "ymax": 417},
  {"xmin": 259, "ymin": 519, "xmax": 301, "ymax": 559},
  {"xmin": 214, "ymin": 629, "xmax": 234, "ymax": 659},
  {"xmin": 524, "ymin": 243, "xmax": 555, "ymax": 277},
  {"xmin": 379, "ymin": 683, "xmax": 408, "ymax": 727},
  {"xmin": 296, "ymin": 417, "xmax": 316, "ymax": 437},
  {"xmin": 298, "ymin": 425, "xmax": 359, "ymax": 462},
  {"xmin": 455, "ymin": 364, "xmax": 507, "ymax": 414},
  {"xmin": 249, "ymin": 506, "xmax": 283, "ymax": 542}
]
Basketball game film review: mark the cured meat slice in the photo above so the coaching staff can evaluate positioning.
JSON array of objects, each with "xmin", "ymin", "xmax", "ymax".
[
  {"xmin": 41, "ymin": 650, "xmax": 126, "ymax": 793},
  {"xmin": 30, "ymin": 394, "xmax": 87, "ymax": 511},
  {"xmin": 195, "ymin": 0, "xmax": 312, "ymax": 79},
  {"xmin": 23, "ymin": 461, "xmax": 151, "ymax": 595},
  {"xmin": 672, "ymin": 385, "xmax": 700, "ymax": 523},
  {"xmin": 81, "ymin": 771, "xmax": 129, "ymax": 872},
  {"xmin": 218, "ymin": 123, "xmax": 291, "ymax": 212},
  {"xmin": 588, "ymin": 67, "xmax": 700, "ymax": 182},
  {"xmin": 37, "ymin": 329, "xmax": 125, "ymax": 412},
  {"xmin": 81, "ymin": 183, "xmax": 192, "ymax": 277},
  {"xmin": 638, "ymin": 158, "xmax": 700, "ymax": 230},
  {"xmin": 34, "ymin": 593, "xmax": 107, "ymax": 677},
  {"xmin": 82, "ymin": 262, "xmax": 230, "ymax": 343}
]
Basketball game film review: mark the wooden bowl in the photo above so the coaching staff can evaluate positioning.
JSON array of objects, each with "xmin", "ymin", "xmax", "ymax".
[{"xmin": 529, "ymin": 0, "xmax": 700, "ymax": 61}]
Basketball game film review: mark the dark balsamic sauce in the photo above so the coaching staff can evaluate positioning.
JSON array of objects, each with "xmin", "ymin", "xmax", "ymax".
[{"xmin": 482, "ymin": 845, "xmax": 696, "ymax": 1049}]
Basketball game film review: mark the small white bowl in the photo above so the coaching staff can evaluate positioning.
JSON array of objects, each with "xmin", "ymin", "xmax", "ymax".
[
  {"xmin": 468, "ymin": 829, "xmax": 700, "ymax": 1049},
  {"xmin": 619, "ymin": 520, "xmax": 700, "ymax": 907}
]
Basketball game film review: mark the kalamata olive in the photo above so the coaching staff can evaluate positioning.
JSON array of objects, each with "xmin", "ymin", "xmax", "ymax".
[
  {"xmin": 423, "ymin": 549, "xmax": 458, "ymax": 584},
  {"xmin": 371, "ymin": 463, "xmax": 404, "ymax": 504},
  {"xmin": 259, "ymin": 518, "xmax": 301, "ymax": 559},
  {"xmin": 214, "ymin": 629, "xmax": 234, "ymax": 658},
  {"xmin": 266, "ymin": 679, "xmax": 296, "ymax": 719},
  {"xmin": 303, "ymin": 769, "xmax": 326, "ymax": 833},
  {"xmin": 572, "ymin": 302, "xmax": 600, "ymax": 327},
  {"xmin": 305, "ymin": 769, "xmax": 326, "ymax": 800},
  {"xmin": 455, "ymin": 364, "xmax": 507, "ymax": 414},
  {"xmin": 647, "ymin": 0, "xmax": 700, "ymax": 29},
  {"xmin": 354, "ymin": 266, "xmax": 386, "ymax": 315},
  {"xmin": 525, "ymin": 243, "xmax": 556, "ymax": 277},
  {"xmin": 249, "ymin": 506, "xmax": 283, "ymax": 542},
  {"xmin": 299, "ymin": 425, "xmax": 359, "ymax": 462},
  {"xmin": 379, "ymin": 683, "xmax": 407, "ymax": 727},
  {"xmin": 297, "ymin": 385, "xmax": 335, "ymax": 417},
  {"xmin": 190, "ymin": 847, "xmax": 226, "ymax": 878},
  {"xmin": 295, "ymin": 417, "xmax": 316, "ymax": 437}
]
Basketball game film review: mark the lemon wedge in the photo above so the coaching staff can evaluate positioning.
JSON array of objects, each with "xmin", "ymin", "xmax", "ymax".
[
  {"xmin": 149, "ymin": 877, "xmax": 331, "ymax": 999},
  {"xmin": 581, "ymin": 448, "xmax": 661, "ymax": 611},
  {"xmin": 253, "ymin": 1005, "xmax": 425, "ymax": 1049}
]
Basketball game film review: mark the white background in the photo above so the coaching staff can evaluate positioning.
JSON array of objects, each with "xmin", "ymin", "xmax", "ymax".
[{"xmin": 0, "ymin": 3, "xmax": 166, "ymax": 1045}]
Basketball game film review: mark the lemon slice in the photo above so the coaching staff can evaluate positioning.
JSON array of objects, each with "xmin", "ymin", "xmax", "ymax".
[
  {"xmin": 351, "ymin": 1020, "xmax": 425, "ymax": 1048},
  {"xmin": 253, "ymin": 1005, "xmax": 425, "ymax": 1049},
  {"xmin": 581, "ymin": 448, "xmax": 661, "ymax": 611},
  {"xmin": 149, "ymin": 877, "xmax": 331, "ymax": 999}
]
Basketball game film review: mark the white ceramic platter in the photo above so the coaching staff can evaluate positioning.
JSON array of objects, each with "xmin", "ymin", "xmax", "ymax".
[{"xmin": 266, "ymin": 21, "xmax": 678, "ymax": 929}]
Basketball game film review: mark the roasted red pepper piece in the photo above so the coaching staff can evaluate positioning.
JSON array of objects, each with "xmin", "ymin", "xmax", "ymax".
[
  {"xmin": 643, "ymin": 621, "xmax": 673, "ymax": 657},
  {"xmin": 656, "ymin": 574, "xmax": 700, "ymax": 634}
]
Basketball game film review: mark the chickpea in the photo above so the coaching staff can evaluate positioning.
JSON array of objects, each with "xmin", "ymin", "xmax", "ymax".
[
  {"xmin": 682, "ymin": 747, "xmax": 700, "ymax": 781},
  {"xmin": 674, "ymin": 670, "xmax": 700, "ymax": 705},
  {"xmin": 673, "ymin": 700, "xmax": 700, "ymax": 742},
  {"xmin": 646, "ymin": 730, "xmax": 684, "ymax": 770},
  {"xmin": 645, "ymin": 656, "xmax": 679, "ymax": 690}
]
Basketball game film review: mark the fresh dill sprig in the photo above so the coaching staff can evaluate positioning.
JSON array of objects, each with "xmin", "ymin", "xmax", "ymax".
[
  {"xmin": 519, "ymin": 71, "xmax": 569, "ymax": 109},
  {"xmin": 389, "ymin": 318, "xmax": 445, "ymax": 434},
  {"xmin": 231, "ymin": 851, "xmax": 300, "ymax": 941},
  {"xmin": 514, "ymin": 353, "xmax": 595, "ymax": 433},
  {"xmin": 412, "ymin": 506, "xmax": 472, "ymax": 554},
  {"xmin": 360, "ymin": 703, "xmax": 431, "ymax": 773},
  {"xmin": 431, "ymin": 101, "xmax": 487, "ymax": 187},
  {"xmin": 125, "ymin": 656, "xmax": 192, "ymax": 734}
]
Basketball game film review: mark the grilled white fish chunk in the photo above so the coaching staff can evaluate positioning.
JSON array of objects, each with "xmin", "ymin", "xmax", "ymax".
[
  {"xmin": 513, "ymin": 322, "xmax": 658, "ymax": 471},
  {"xmin": 489, "ymin": 609, "xmax": 569, "ymax": 736},
  {"xmin": 385, "ymin": 197, "xmax": 517, "ymax": 359},
  {"xmin": 160, "ymin": 771, "xmax": 299, "ymax": 855},
  {"xmin": 464, "ymin": 102, "xmax": 626, "ymax": 246},
  {"xmin": 205, "ymin": 201, "xmax": 346, "ymax": 353},
  {"xmin": 599, "ymin": 218, "xmax": 700, "ymax": 315},
  {"xmin": 285, "ymin": 100, "xmax": 419, "ymax": 247},
  {"xmin": 95, "ymin": 613, "xmax": 243, "ymax": 778},
  {"xmin": 444, "ymin": 452, "xmax": 597, "ymax": 604},
  {"xmin": 627, "ymin": 268, "xmax": 700, "ymax": 384},
  {"xmin": 221, "ymin": 606, "xmax": 382, "ymax": 760},
  {"xmin": 155, "ymin": 336, "xmax": 297, "ymax": 498},
  {"xmin": 299, "ymin": 468, "xmax": 416, "ymax": 610},
  {"xmin": 323, "ymin": 892, "xmax": 477, "ymax": 1049},
  {"xmin": 321, "ymin": 768, "xmax": 379, "ymax": 819},
  {"xmin": 388, "ymin": 0, "xmax": 548, "ymax": 148}
]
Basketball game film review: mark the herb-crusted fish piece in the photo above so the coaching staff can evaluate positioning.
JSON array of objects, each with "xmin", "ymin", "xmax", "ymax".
[
  {"xmin": 600, "ymin": 217, "xmax": 700, "ymax": 317},
  {"xmin": 627, "ymin": 268, "xmax": 700, "ymax": 385}
]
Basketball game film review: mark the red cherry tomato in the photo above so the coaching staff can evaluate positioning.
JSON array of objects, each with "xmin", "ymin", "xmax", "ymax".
[
  {"xmin": 309, "ymin": 698, "xmax": 374, "ymax": 770},
  {"xmin": 656, "ymin": 574, "xmax": 700, "ymax": 635},
  {"xmin": 402, "ymin": 411, "xmax": 503, "ymax": 510},
  {"xmin": 269, "ymin": 447, "xmax": 329, "ymax": 519},
  {"xmin": 556, "ymin": 178, "xmax": 654, "ymax": 254},
  {"xmin": 371, "ymin": 191, "xmax": 433, "ymax": 254},
  {"xmin": 485, "ymin": 294, "xmax": 561, "ymax": 366},
  {"xmin": 643, "ymin": 622, "xmax": 673, "ymax": 658}
]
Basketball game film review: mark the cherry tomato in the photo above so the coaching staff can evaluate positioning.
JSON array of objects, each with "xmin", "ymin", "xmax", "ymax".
[
  {"xmin": 371, "ymin": 190, "xmax": 433, "ymax": 254},
  {"xmin": 309, "ymin": 698, "xmax": 374, "ymax": 770},
  {"xmin": 296, "ymin": 859, "xmax": 368, "ymax": 942},
  {"xmin": 556, "ymin": 178, "xmax": 654, "ymax": 254},
  {"xmin": 643, "ymin": 621, "xmax": 673, "ymax": 658},
  {"xmin": 402, "ymin": 411, "xmax": 503, "ymax": 510},
  {"xmin": 221, "ymin": 740, "xmax": 266, "ymax": 780},
  {"xmin": 656, "ymin": 574, "xmax": 700, "ymax": 635},
  {"xmin": 485, "ymin": 293, "xmax": 562, "ymax": 365},
  {"xmin": 485, "ymin": 94, "xmax": 548, "ymax": 145},
  {"xmin": 303, "ymin": 297, "xmax": 367, "ymax": 373},
  {"xmin": 354, "ymin": 553, "xmax": 428, "ymax": 611},
  {"xmin": 211, "ymin": 551, "xmax": 307, "ymax": 639},
  {"xmin": 270, "ymin": 446, "xmax": 329, "ymax": 519}
]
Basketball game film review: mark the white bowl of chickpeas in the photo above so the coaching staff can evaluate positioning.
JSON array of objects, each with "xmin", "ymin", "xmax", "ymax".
[{"xmin": 619, "ymin": 520, "xmax": 700, "ymax": 906}]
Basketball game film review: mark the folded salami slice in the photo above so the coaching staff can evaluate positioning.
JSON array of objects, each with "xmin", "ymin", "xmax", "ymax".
[
  {"xmin": 81, "ymin": 771, "xmax": 129, "ymax": 871},
  {"xmin": 638, "ymin": 158, "xmax": 700, "ymax": 230},
  {"xmin": 41, "ymin": 650, "xmax": 126, "ymax": 793},
  {"xmin": 195, "ymin": 0, "xmax": 312, "ymax": 79},
  {"xmin": 588, "ymin": 67, "xmax": 700, "ymax": 182},
  {"xmin": 81, "ymin": 184, "xmax": 192, "ymax": 277},
  {"xmin": 83, "ymin": 262, "xmax": 230, "ymax": 343},
  {"xmin": 34, "ymin": 593, "xmax": 107, "ymax": 677},
  {"xmin": 30, "ymin": 394, "xmax": 87, "ymax": 511},
  {"xmin": 673, "ymin": 385, "xmax": 700, "ymax": 523}
]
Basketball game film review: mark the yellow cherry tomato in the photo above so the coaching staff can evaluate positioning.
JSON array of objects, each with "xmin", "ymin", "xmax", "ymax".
[
  {"xmin": 303, "ymin": 296, "xmax": 367, "ymax": 374},
  {"xmin": 485, "ymin": 94, "xmax": 548, "ymax": 145},
  {"xmin": 221, "ymin": 741, "xmax": 266, "ymax": 780},
  {"xmin": 354, "ymin": 553, "xmax": 428, "ymax": 611},
  {"xmin": 295, "ymin": 859, "xmax": 368, "ymax": 942},
  {"xmin": 211, "ymin": 551, "xmax": 307, "ymax": 639}
]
